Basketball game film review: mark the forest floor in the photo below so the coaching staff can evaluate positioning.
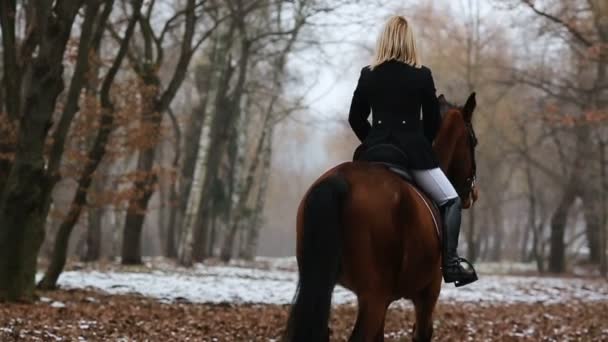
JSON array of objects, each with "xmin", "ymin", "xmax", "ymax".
[
  {"xmin": 0, "ymin": 258, "xmax": 607, "ymax": 341},
  {"xmin": 1, "ymin": 289, "xmax": 607, "ymax": 341}
]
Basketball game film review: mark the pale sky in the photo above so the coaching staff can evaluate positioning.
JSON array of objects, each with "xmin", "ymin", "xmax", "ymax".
[
  {"xmin": 275, "ymin": 0, "xmax": 511, "ymax": 170},
  {"xmin": 296, "ymin": 0, "xmax": 505, "ymax": 123}
]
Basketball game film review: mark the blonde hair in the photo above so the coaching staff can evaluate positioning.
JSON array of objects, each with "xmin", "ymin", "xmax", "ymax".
[{"xmin": 370, "ymin": 16, "xmax": 421, "ymax": 69}]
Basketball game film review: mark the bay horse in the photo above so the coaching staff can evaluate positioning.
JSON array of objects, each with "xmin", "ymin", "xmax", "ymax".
[{"xmin": 283, "ymin": 93, "xmax": 479, "ymax": 342}]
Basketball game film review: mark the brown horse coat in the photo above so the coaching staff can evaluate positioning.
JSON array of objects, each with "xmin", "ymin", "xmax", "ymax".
[{"xmin": 285, "ymin": 93, "xmax": 477, "ymax": 342}]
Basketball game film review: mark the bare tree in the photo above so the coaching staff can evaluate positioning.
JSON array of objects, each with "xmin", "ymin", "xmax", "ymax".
[
  {"xmin": 509, "ymin": 0, "xmax": 608, "ymax": 272},
  {"xmin": 0, "ymin": 0, "xmax": 87, "ymax": 301},
  {"xmin": 120, "ymin": 0, "xmax": 218, "ymax": 265},
  {"xmin": 37, "ymin": 0, "xmax": 143, "ymax": 290}
]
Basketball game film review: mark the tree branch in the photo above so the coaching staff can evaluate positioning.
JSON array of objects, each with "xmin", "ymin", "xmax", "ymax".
[
  {"xmin": 91, "ymin": 0, "xmax": 115, "ymax": 52},
  {"xmin": 521, "ymin": 0, "xmax": 593, "ymax": 47},
  {"xmin": 47, "ymin": 1, "xmax": 103, "ymax": 179},
  {"xmin": 157, "ymin": 0, "xmax": 198, "ymax": 113},
  {"xmin": 100, "ymin": 0, "xmax": 142, "ymax": 110}
]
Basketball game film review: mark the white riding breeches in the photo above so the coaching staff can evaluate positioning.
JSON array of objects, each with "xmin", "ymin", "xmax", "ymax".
[{"xmin": 410, "ymin": 168, "xmax": 459, "ymax": 205}]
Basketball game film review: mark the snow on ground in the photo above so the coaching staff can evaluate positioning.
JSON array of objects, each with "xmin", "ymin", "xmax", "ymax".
[{"xmin": 41, "ymin": 258, "xmax": 608, "ymax": 306}]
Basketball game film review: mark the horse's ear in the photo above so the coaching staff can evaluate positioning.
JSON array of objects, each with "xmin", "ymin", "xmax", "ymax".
[
  {"xmin": 462, "ymin": 92, "xmax": 476, "ymax": 122},
  {"xmin": 438, "ymin": 94, "xmax": 447, "ymax": 104}
]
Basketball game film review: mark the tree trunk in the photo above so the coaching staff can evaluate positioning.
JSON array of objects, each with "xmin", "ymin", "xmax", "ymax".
[
  {"xmin": 167, "ymin": 64, "xmax": 214, "ymax": 258},
  {"xmin": 220, "ymin": 127, "xmax": 256, "ymax": 262},
  {"xmin": 478, "ymin": 224, "xmax": 490, "ymax": 261},
  {"xmin": 531, "ymin": 222, "xmax": 545, "ymax": 272},
  {"xmin": 242, "ymin": 125, "xmax": 274, "ymax": 260},
  {"xmin": 162, "ymin": 107, "xmax": 181, "ymax": 259},
  {"xmin": 190, "ymin": 78, "xmax": 236, "ymax": 260},
  {"xmin": 523, "ymin": 154, "xmax": 545, "ymax": 270},
  {"xmin": 582, "ymin": 189, "xmax": 601, "ymax": 263},
  {"xmin": 37, "ymin": 1, "xmax": 141, "ymax": 283},
  {"xmin": 548, "ymin": 181, "xmax": 578, "ymax": 273},
  {"xmin": 83, "ymin": 206, "xmax": 102, "ymax": 262},
  {"xmin": 191, "ymin": 39, "xmax": 250, "ymax": 262},
  {"xmin": 520, "ymin": 215, "xmax": 531, "ymax": 262},
  {"xmin": 37, "ymin": 198, "xmax": 87, "ymax": 290},
  {"xmin": 37, "ymin": 1, "xmax": 102, "ymax": 290},
  {"xmin": 599, "ymin": 141, "xmax": 607, "ymax": 277},
  {"xmin": 220, "ymin": 81, "xmax": 272, "ymax": 262},
  {"xmin": 221, "ymin": 211, "xmax": 239, "ymax": 261},
  {"xmin": 121, "ymin": 177, "xmax": 156, "ymax": 264},
  {"xmin": 39, "ymin": 122, "xmax": 123, "ymax": 288},
  {"xmin": 177, "ymin": 155, "xmax": 204, "ymax": 266},
  {"xmin": 165, "ymin": 187, "xmax": 179, "ymax": 258},
  {"xmin": 207, "ymin": 214, "xmax": 218, "ymax": 257},
  {"xmin": 488, "ymin": 201, "xmax": 503, "ymax": 262},
  {"xmin": 192, "ymin": 188, "xmax": 213, "ymax": 261},
  {"xmin": 465, "ymin": 207, "xmax": 477, "ymax": 262},
  {"xmin": 120, "ymin": 68, "xmax": 162, "ymax": 266},
  {"xmin": 0, "ymin": 2, "xmax": 84, "ymax": 301},
  {"xmin": 121, "ymin": 0, "xmax": 198, "ymax": 265},
  {"xmin": 121, "ymin": 111, "xmax": 160, "ymax": 265},
  {"xmin": 177, "ymin": 23, "xmax": 238, "ymax": 266},
  {"xmin": 0, "ymin": 114, "xmax": 14, "ymax": 195},
  {"xmin": 0, "ymin": 0, "xmax": 20, "ymax": 122}
]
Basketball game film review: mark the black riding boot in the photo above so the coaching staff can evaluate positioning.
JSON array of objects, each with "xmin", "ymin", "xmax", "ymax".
[{"xmin": 440, "ymin": 197, "xmax": 478, "ymax": 287}]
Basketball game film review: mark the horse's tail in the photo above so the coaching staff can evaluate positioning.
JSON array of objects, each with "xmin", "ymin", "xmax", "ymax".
[{"xmin": 284, "ymin": 174, "xmax": 349, "ymax": 342}]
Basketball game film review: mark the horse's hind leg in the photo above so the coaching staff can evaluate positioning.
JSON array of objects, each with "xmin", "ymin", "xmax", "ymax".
[
  {"xmin": 411, "ymin": 277, "xmax": 441, "ymax": 342},
  {"xmin": 349, "ymin": 295, "xmax": 389, "ymax": 342}
]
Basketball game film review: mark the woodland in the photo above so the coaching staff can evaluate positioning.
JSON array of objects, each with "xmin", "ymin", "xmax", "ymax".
[{"xmin": 0, "ymin": 0, "xmax": 606, "ymax": 340}]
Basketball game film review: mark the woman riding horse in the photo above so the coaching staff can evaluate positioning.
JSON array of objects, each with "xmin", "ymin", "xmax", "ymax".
[
  {"xmin": 284, "ymin": 16, "xmax": 479, "ymax": 342},
  {"xmin": 348, "ymin": 16, "xmax": 477, "ymax": 286}
]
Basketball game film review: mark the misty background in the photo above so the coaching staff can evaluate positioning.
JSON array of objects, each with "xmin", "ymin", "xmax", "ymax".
[
  {"xmin": 1, "ymin": 1, "xmax": 606, "ymax": 300},
  {"xmin": 39, "ymin": 0, "xmax": 608, "ymax": 273}
]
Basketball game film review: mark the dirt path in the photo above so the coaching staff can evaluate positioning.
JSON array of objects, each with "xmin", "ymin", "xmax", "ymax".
[{"xmin": 1, "ymin": 289, "xmax": 607, "ymax": 341}]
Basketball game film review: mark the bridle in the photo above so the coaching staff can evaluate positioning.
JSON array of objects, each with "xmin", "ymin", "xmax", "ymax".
[
  {"xmin": 456, "ymin": 120, "xmax": 478, "ymax": 201},
  {"xmin": 439, "ymin": 100, "xmax": 479, "ymax": 202}
]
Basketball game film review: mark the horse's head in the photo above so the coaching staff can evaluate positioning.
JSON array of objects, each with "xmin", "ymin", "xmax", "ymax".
[{"xmin": 435, "ymin": 93, "xmax": 478, "ymax": 209}]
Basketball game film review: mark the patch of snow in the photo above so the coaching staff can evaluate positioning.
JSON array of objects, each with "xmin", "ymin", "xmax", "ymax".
[
  {"xmin": 39, "ymin": 296, "xmax": 52, "ymax": 303},
  {"xmin": 385, "ymin": 330, "xmax": 409, "ymax": 339},
  {"xmin": 47, "ymin": 262, "xmax": 608, "ymax": 306},
  {"xmin": 474, "ymin": 262, "xmax": 537, "ymax": 274},
  {"xmin": 50, "ymin": 301, "xmax": 66, "ymax": 308},
  {"xmin": 44, "ymin": 331, "xmax": 63, "ymax": 341},
  {"xmin": 256, "ymin": 256, "xmax": 298, "ymax": 271},
  {"xmin": 255, "ymin": 258, "xmax": 543, "ymax": 275},
  {"xmin": 78, "ymin": 320, "xmax": 96, "ymax": 330},
  {"xmin": 439, "ymin": 275, "xmax": 608, "ymax": 304}
]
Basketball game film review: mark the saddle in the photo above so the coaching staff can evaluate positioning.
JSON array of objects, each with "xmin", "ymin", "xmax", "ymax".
[
  {"xmin": 356, "ymin": 143, "xmax": 413, "ymax": 180},
  {"xmin": 357, "ymin": 144, "xmax": 442, "ymax": 240}
]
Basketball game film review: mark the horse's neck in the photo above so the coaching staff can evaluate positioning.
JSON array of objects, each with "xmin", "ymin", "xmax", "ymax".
[{"xmin": 433, "ymin": 118, "xmax": 460, "ymax": 173}]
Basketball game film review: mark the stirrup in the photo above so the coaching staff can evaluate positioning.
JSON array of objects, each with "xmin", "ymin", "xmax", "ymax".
[
  {"xmin": 454, "ymin": 275, "xmax": 478, "ymax": 287},
  {"xmin": 443, "ymin": 257, "xmax": 478, "ymax": 287},
  {"xmin": 453, "ymin": 258, "xmax": 478, "ymax": 287}
]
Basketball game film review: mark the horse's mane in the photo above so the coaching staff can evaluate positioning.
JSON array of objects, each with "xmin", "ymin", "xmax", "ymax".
[{"xmin": 438, "ymin": 95, "xmax": 460, "ymax": 120}]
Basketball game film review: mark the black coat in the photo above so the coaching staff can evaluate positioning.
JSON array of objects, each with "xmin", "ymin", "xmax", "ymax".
[{"xmin": 348, "ymin": 60, "xmax": 441, "ymax": 170}]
